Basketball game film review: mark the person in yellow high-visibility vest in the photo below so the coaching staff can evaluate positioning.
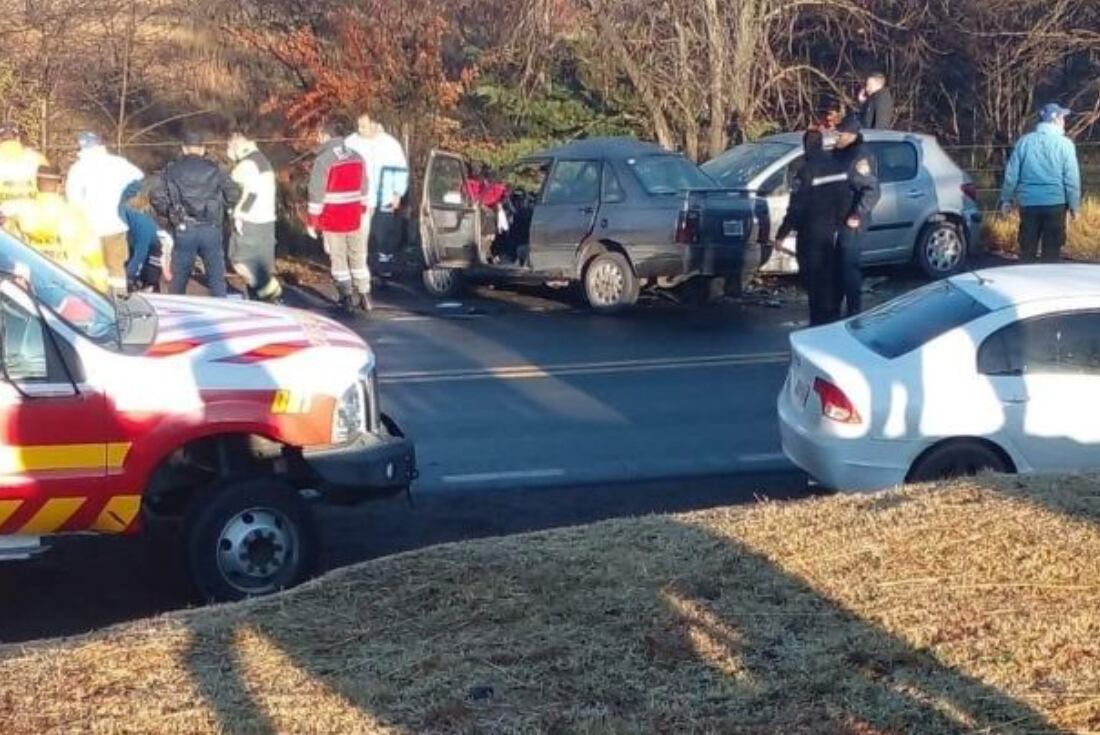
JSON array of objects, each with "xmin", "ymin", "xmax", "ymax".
[
  {"xmin": 0, "ymin": 124, "xmax": 48, "ymax": 204},
  {"xmin": 0, "ymin": 165, "xmax": 109, "ymax": 292}
]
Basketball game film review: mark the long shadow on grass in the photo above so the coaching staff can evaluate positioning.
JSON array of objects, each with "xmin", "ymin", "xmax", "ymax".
[{"xmin": 180, "ymin": 517, "xmax": 1065, "ymax": 733}]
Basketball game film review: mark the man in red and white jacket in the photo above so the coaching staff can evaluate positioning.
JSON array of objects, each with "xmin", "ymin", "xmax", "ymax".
[{"xmin": 308, "ymin": 119, "xmax": 371, "ymax": 312}]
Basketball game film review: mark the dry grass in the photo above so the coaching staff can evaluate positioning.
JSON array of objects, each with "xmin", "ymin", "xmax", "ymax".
[
  {"xmin": 984, "ymin": 196, "xmax": 1100, "ymax": 261},
  {"xmin": 3, "ymin": 476, "xmax": 1100, "ymax": 733}
]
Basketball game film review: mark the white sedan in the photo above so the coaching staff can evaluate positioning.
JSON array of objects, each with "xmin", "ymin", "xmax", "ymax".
[{"xmin": 779, "ymin": 264, "xmax": 1100, "ymax": 491}]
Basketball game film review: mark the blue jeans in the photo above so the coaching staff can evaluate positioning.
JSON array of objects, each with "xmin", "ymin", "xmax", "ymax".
[
  {"xmin": 170, "ymin": 224, "xmax": 226, "ymax": 297},
  {"xmin": 836, "ymin": 225, "xmax": 864, "ymax": 317}
]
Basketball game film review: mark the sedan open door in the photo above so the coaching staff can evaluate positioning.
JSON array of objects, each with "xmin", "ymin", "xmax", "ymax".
[{"xmin": 419, "ymin": 150, "xmax": 480, "ymax": 270}]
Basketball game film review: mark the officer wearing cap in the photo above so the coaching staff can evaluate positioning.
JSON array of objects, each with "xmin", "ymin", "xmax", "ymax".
[
  {"xmin": 998, "ymin": 103, "xmax": 1081, "ymax": 263},
  {"xmin": 149, "ymin": 130, "xmax": 241, "ymax": 297},
  {"xmin": 773, "ymin": 129, "xmax": 849, "ymax": 326},
  {"xmin": 832, "ymin": 113, "xmax": 880, "ymax": 317}
]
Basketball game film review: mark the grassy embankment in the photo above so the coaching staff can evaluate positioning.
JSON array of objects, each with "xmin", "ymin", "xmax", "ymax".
[{"xmin": 2, "ymin": 476, "xmax": 1099, "ymax": 733}]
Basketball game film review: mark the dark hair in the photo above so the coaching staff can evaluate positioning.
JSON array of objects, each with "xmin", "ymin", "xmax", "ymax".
[
  {"xmin": 320, "ymin": 117, "xmax": 351, "ymax": 138},
  {"xmin": 181, "ymin": 130, "xmax": 206, "ymax": 148},
  {"xmin": 803, "ymin": 129, "xmax": 825, "ymax": 155}
]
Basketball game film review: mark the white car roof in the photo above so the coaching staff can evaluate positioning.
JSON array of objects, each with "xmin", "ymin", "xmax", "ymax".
[{"xmin": 953, "ymin": 264, "xmax": 1100, "ymax": 310}]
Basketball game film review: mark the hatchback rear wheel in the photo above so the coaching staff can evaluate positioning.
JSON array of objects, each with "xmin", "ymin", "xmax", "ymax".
[{"xmin": 916, "ymin": 221, "xmax": 967, "ymax": 278}]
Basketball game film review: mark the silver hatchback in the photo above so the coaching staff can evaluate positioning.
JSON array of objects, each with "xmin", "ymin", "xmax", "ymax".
[{"xmin": 702, "ymin": 131, "xmax": 983, "ymax": 278}]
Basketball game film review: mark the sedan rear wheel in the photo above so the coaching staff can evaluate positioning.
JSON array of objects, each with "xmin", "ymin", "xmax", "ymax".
[
  {"xmin": 583, "ymin": 252, "xmax": 639, "ymax": 313},
  {"xmin": 907, "ymin": 440, "xmax": 1011, "ymax": 484}
]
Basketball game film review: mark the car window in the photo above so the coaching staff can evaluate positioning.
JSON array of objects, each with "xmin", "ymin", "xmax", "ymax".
[
  {"xmin": 702, "ymin": 142, "xmax": 797, "ymax": 188},
  {"xmin": 0, "ymin": 230, "xmax": 117, "ymax": 347},
  {"xmin": 429, "ymin": 155, "xmax": 467, "ymax": 206},
  {"xmin": 978, "ymin": 312, "xmax": 1100, "ymax": 376},
  {"xmin": 759, "ymin": 156, "xmax": 804, "ymax": 197},
  {"xmin": 602, "ymin": 164, "xmax": 626, "ymax": 203},
  {"xmin": 867, "ymin": 142, "xmax": 919, "ymax": 183},
  {"xmin": 1, "ymin": 292, "xmax": 47, "ymax": 381},
  {"xmin": 847, "ymin": 280, "xmax": 991, "ymax": 359},
  {"xmin": 627, "ymin": 155, "xmax": 716, "ymax": 195},
  {"xmin": 506, "ymin": 160, "xmax": 550, "ymax": 197},
  {"xmin": 544, "ymin": 160, "xmax": 601, "ymax": 205}
]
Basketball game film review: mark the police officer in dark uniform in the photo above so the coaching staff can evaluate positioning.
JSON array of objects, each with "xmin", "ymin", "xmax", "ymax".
[
  {"xmin": 774, "ymin": 129, "xmax": 850, "ymax": 326},
  {"xmin": 832, "ymin": 114, "xmax": 880, "ymax": 317}
]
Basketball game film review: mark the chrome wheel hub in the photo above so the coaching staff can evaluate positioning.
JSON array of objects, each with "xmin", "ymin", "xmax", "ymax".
[
  {"xmin": 216, "ymin": 507, "xmax": 298, "ymax": 594},
  {"xmin": 926, "ymin": 228, "xmax": 963, "ymax": 272},
  {"xmin": 589, "ymin": 261, "xmax": 625, "ymax": 306}
]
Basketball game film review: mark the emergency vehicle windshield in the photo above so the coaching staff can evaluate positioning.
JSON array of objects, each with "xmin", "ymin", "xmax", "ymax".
[{"xmin": 0, "ymin": 229, "xmax": 117, "ymax": 346}]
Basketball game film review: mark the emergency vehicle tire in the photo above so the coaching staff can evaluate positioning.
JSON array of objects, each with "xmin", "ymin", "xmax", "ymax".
[
  {"xmin": 184, "ymin": 478, "xmax": 317, "ymax": 603},
  {"xmin": 422, "ymin": 267, "xmax": 464, "ymax": 299},
  {"xmin": 583, "ymin": 252, "xmax": 638, "ymax": 313}
]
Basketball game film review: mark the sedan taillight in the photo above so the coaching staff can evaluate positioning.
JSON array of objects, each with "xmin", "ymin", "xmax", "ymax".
[
  {"xmin": 961, "ymin": 182, "xmax": 978, "ymax": 202},
  {"xmin": 675, "ymin": 206, "xmax": 701, "ymax": 245},
  {"xmin": 813, "ymin": 378, "xmax": 861, "ymax": 424}
]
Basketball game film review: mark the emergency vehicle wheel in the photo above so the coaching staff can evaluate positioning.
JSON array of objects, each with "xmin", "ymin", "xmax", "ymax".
[{"xmin": 184, "ymin": 478, "xmax": 317, "ymax": 602}]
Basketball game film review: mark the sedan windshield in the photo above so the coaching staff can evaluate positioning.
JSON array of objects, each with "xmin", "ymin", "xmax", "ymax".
[
  {"xmin": 702, "ymin": 142, "xmax": 797, "ymax": 188},
  {"xmin": 0, "ymin": 229, "xmax": 118, "ymax": 347},
  {"xmin": 627, "ymin": 155, "xmax": 717, "ymax": 195},
  {"xmin": 847, "ymin": 280, "xmax": 991, "ymax": 359}
]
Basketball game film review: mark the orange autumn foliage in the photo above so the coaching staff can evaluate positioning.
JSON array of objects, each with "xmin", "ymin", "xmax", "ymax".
[{"xmin": 236, "ymin": 3, "xmax": 474, "ymax": 139}]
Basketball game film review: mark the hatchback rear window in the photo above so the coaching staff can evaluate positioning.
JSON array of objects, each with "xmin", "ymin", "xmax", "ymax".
[
  {"xmin": 627, "ymin": 155, "xmax": 716, "ymax": 195},
  {"xmin": 846, "ymin": 281, "xmax": 990, "ymax": 358}
]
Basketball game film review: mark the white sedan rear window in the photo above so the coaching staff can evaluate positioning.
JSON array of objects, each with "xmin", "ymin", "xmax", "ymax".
[{"xmin": 847, "ymin": 281, "xmax": 990, "ymax": 359}]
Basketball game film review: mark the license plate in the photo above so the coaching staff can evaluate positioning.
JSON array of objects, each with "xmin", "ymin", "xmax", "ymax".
[{"xmin": 722, "ymin": 219, "xmax": 744, "ymax": 237}]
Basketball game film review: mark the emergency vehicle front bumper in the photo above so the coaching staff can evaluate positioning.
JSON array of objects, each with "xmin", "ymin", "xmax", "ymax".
[{"xmin": 301, "ymin": 415, "xmax": 417, "ymax": 504}]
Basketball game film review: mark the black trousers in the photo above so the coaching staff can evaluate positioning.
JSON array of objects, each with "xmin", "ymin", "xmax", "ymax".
[
  {"xmin": 369, "ymin": 211, "xmax": 403, "ymax": 277},
  {"xmin": 797, "ymin": 232, "xmax": 839, "ymax": 326},
  {"xmin": 835, "ymin": 225, "xmax": 864, "ymax": 317},
  {"xmin": 1018, "ymin": 205, "xmax": 1067, "ymax": 263}
]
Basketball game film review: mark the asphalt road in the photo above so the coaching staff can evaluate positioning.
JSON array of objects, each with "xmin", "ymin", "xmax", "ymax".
[{"xmin": 0, "ymin": 271, "xmax": 924, "ymax": 645}]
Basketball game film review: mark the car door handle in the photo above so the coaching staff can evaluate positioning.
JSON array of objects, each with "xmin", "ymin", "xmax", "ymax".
[
  {"xmin": 579, "ymin": 206, "xmax": 595, "ymax": 215},
  {"xmin": 906, "ymin": 189, "xmax": 926, "ymax": 199},
  {"xmin": 599, "ymin": 218, "xmax": 609, "ymax": 228}
]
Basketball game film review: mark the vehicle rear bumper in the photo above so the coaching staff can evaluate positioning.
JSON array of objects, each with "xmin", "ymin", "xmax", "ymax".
[
  {"xmin": 302, "ymin": 415, "xmax": 417, "ymax": 504},
  {"xmin": 963, "ymin": 210, "xmax": 982, "ymax": 247},
  {"xmin": 686, "ymin": 241, "xmax": 751, "ymax": 277},
  {"xmin": 778, "ymin": 390, "xmax": 908, "ymax": 493}
]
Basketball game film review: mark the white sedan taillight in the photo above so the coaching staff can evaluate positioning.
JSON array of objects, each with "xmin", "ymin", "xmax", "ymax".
[{"xmin": 813, "ymin": 377, "xmax": 862, "ymax": 425}]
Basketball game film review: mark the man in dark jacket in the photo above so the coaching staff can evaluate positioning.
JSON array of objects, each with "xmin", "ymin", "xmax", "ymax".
[
  {"xmin": 832, "ymin": 114, "xmax": 881, "ymax": 317},
  {"xmin": 774, "ymin": 129, "xmax": 850, "ymax": 326},
  {"xmin": 859, "ymin": 72, "xmax": 894, "ymax": 130},
  {"xmin": 150, "ymin": 131, "xmax": 241, "ymax": 297}
]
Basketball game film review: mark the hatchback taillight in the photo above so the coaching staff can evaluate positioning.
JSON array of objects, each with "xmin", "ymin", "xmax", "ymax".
[
  {"xmin": 961, "ymin": 182, "xmax": 978, "ymax": 202},
  {"xmin": 813, "ymin": 378, "xmax": 861, "ymax": 424},
  {"xmin": 675, "ymin": 206, "xmax": 701, "ymax": 245}
]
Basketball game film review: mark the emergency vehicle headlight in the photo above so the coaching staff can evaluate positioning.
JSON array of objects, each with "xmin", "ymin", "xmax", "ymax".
[{"xmin": 332, "ymin": 381, "xmax": 367, "ymax": 444}]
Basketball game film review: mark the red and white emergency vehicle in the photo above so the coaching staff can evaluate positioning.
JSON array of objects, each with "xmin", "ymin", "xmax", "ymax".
[{"xmin": 0, "ymin": 229, "xmax": 415, "ymax": 601}]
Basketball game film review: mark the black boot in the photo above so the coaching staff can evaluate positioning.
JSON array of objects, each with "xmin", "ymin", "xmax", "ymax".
[
  {"xmin": 356, "ymin": 292, "xmax": 373, "ymax": 314},
  {"xmin": 337, "ymin": 283, "xmax": 355, "ymax": 312}
]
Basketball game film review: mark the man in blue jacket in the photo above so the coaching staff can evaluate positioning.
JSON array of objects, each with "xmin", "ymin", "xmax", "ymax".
[{"xmin": 998, "ymin": 103, "xmax": 1082, "ymax": 263}]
